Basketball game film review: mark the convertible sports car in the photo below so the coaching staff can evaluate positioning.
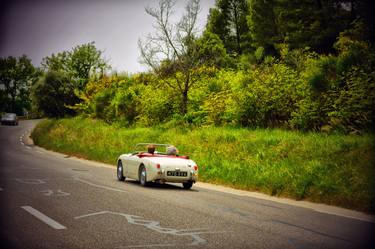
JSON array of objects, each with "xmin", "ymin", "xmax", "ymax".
[{"xmin": 117, "ymin": 143, "xmax": 198, "ymax": 189}]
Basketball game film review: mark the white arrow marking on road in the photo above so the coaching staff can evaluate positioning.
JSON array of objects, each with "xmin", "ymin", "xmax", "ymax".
[
  {"xmin": 21, "ymin": 206, "xmax": 66, "ymax": 230},
  {"xmin": 75, "ymin": 211, "xmax": 224, "ymax": 246}
]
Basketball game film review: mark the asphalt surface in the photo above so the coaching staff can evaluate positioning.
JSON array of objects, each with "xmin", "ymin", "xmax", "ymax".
[{"xmin": 0, "ymin": 120, "xmax": 374, "ymax": 249}]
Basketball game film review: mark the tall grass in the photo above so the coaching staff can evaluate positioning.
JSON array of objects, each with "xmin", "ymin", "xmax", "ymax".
[{"xmin": 32, "ymin": 117, "xmax": 375, "ymax": 212}]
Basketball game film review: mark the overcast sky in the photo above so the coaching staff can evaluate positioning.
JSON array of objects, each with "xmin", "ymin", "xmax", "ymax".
[{"xmin": 0, "ymin": 0, "xmax": 215, "ymax": 73}]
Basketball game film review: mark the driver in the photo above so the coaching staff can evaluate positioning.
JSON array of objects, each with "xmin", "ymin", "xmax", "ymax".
[{"xmin": 147, "ymin": 144, "xmax": 156, "ymax": 154}]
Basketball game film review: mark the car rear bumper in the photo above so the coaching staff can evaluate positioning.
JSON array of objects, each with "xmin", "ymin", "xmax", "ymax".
[
  {"xmin": 150, "ymin": 170, "xmax": 198, "ymax": 183},
  {"xmin": 1, "ymin": 120, "xmax": 18, "ymax": 125}
]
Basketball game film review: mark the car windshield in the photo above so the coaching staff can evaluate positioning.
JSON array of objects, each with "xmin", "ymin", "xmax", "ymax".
[
  {"xmin": 134, "ymin": 143, "xmax": 177, "ymax": 155},
  {"xmin": 2, "ymin": 113, "xmax": 16, "ymax": 118}
]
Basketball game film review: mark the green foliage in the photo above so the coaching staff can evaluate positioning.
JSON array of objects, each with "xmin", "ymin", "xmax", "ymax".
[
  {"xmin": 254, "ymin": 46, "xmax": 265, "ymax": 63},
  {"xmin": 26, "ymin": 1, "xmax": 375, "ymax": 134},
  {"xmin": 248, "ymin": 0, "xmax": 279, "ymax": 55},
  {"xmin": 290, "ymin": 22, "xmax": 375, "ymax": 132},
  {"xmin": 31, "ymin": 71, "xmax": 78, "ymax": 117},
  {"xmin": 41, "ymin": 42, "xmax": 108, "ymax": 90},
  {"xmin": 0, "ymin": 55, "xmax": 38, "ymax": 114},
  {"xmin": 34, "ymin": 42, "xmax": 109, "ymax": 117},
  {"xmin": 32, "ymin": 117, "xmax": 375, "ymax": 212},
  {"xmin": 195, "ymin": 31, "xmax": 229, "ymax": 67},
  {"xmin": 206, "ymin": 0, "xmax": 252, "ymax": 55},
  {"xmin": 93, "ymin": 88, "xmax": 115, "ymax": 121}
]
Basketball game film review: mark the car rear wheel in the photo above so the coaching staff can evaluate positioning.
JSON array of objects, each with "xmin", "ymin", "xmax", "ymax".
[
  {"xmin": 117, "ymin": 160, "xmax": 125, "ymax": 181},
  {"xmin": 139, "ymin": 165, "xmax": 148, "ymax": 186},
  {"xmin": 182, "ymin": 181, "xmax": 193, "ymax": 190}
]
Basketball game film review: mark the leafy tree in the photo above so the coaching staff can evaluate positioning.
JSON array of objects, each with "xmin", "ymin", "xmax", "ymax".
[
  {"xmin": 31, "ymin": 71, "xmax": 78, "ymax": 117},
  {"xmin": 247, "ymin": 0, "xmax": 361, "ymax": 55},
  {"xmin": 69, "ymin": 42, "xmax": 108, "ymax": 90},
  {"xmin": 139, "ymin": 0, "xmax": 211, "ymax": 114},
  {"xmin": 41, "ymin": 42, "xmax": 108, "ymax": 90},
  {"xmin": 194, "ymin": 31, "xmax": 228, "ymax": 67},
  {"xmin": 206, "ymin": 0, "xmax": 251, "ymax": 56},
  {"xmin": 247, "ymin": 0, "xmax": 279, "ymax": 55},
  {"xmin": 0, "ymin": 55, "xmax": 37, "ymax": 114},
  {"xmin": 40, "ymin": 51, "xmax": 70, "ymax": 72}
]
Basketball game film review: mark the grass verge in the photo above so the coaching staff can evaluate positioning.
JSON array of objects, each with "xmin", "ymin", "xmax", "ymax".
[{"xmin": 31, "ymin": 117, "xmax": 375, "ymax": 212}]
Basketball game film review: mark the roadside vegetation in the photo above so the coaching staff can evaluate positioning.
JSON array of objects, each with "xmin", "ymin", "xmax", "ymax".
[{"xmin": 32, "ymin": 117, "xmax": 375, "ymax": 212}]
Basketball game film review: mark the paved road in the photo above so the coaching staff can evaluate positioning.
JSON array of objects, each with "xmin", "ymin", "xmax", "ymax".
[{"xmin": 0, "ymin": 120, "xmax": 374, "ymax": 249}]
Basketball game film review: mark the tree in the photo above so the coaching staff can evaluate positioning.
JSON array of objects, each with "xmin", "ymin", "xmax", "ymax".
[
  {"xmin": 0, "ymin": 55, "xmax": 37, "ymax": 114},
  {"xmin": 247, "ymin": 0, "xmax": 365, "ymax": 55},
  {"xmin": 206, "ymin": 0, "xmax": 251, "ymax": 56},
  {"xmin": 69, "ymin": 42, "xmax": 108, "ymax": 90},
  {"xmin": 138, "ymin": 0, "xmax": 203, "ymax": 114},
  {"xmin": 41, "ymin": 42, "xmax": 108, "ymax": 90},
  {"xmin": 31, "ymin": 71, "xmax": 78, "ymax": 117},
  {"xmin": 194, "ymin": 31, "xmax": 228, "ymax": 67},
  {"xmin": 247, "ymin": 0, "xmax": 280, "ymax": 55}
]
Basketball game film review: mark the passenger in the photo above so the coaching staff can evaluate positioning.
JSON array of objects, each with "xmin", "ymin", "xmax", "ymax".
[
  {"xmin": 166, "ymin": 146, "xmax": 178, "ymax": 156},
  {"xmin": 147, "ymin": 144, "xmax": 156, "ymax": 154}
]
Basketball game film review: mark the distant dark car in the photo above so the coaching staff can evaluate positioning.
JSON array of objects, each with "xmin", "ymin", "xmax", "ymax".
[{"xmin": 1, "ymin": 113, "xmax": 18, "ymax": 126}]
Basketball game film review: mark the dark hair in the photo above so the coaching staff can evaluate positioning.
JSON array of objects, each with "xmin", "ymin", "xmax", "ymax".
[{"xmin": 147, "ymin": 144, "xmax": 156, "ymax": 154}]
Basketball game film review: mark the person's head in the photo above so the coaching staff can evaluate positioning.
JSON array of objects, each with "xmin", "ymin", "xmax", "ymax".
[
  {"xmin": 147, "ymin": 144, "xmax": 156, "ymax": 154},
  {"xmin": 166, "ymin": 146, "xmax": 178, "ymax": 155}
]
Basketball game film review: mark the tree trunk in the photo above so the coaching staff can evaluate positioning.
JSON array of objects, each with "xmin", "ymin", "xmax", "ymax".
[
  {"xmin": 233, "ymin": 3, "xmax": 242, "ymax": 55},
  {"xmin": 180, "ymin": 72, "xmax": 190, "ymax": 115},
  {"xmin": 10, "ymin": 88, "xmax": 17, "ymax": 113},
  {"xmin": 181, "ymin": 90, "xmax": 188, "ymax": 115}
]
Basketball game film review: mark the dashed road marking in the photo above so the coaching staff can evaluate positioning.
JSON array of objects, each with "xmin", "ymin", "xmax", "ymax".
[
  {"xmin": 26, "ymin": 146, "xmax": 31, "ymax": 150},
  {"xmin": 0, "ymin": 187, "xmax": 3, "ymax": 191},
  {"xmin": 15, "ymin": 178, "xmax": 46, "ymax": 184},
  {"xmin": 21, "ymin": 206, "xmax": 66, "ymax": 229}
]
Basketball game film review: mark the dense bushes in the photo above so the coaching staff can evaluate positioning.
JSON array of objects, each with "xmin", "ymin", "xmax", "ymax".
[{"xmin": 74, "ymin": 40, "xmax": 374, "ymax": 133}]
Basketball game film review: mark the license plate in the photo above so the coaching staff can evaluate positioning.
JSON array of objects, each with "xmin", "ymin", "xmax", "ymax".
[{"xmin": 167, "ymin": 171, "xmax": 187, "ymax": 177}]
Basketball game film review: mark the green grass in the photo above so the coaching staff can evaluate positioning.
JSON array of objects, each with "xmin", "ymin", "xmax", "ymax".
[{"xmin": 31, "ymin": 117, "xmax": 375, "ymax": 212}]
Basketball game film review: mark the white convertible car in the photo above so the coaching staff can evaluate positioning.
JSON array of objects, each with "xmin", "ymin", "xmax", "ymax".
[{"xmin": 117, "ymin": 143, "xmax": 198, "ymax": 189}]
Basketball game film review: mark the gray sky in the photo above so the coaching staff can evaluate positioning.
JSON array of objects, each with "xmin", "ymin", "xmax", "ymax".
[{"xmin": 0, "ymin": 0, "xmax": 215, "ymax": 73}]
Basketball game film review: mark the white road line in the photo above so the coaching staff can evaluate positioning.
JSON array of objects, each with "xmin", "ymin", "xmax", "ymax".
[
  {"xmin": 21, "ymin": 206, "xmax": 66, "ymax": 230},
  {"xmin": 25, "ymin": 146, "xmax": 31, "ymax": 150},
  {"xmin": 313, "ymin": 209, "xmax": 375, "ymax": 223},
  {"xmin": 74, "ymin": 178, "xmax": 127, "ymax": 193},
  {"xmin": 0, "ymin": 187, "xmax": 3, "ymax": 191},
  {"xmin": 118, "ymin": 244, "xmax": 177, "ymax": 248},
  {"xmin": 21, "ymin": 142, "xmax": 25, "ymax": 146}
]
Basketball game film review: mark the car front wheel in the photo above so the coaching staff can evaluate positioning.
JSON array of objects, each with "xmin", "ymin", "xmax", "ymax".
[
  {"xmin": 139, "ymin": 165, "xmax": 148, "ymax": 186},
  {"xmin": 183, "ymin": 181, "xmax": 193, "ymax": 190},
  {"xmin": 117, "ymin": 160, "xmax": 125, "ymax": 181}
]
